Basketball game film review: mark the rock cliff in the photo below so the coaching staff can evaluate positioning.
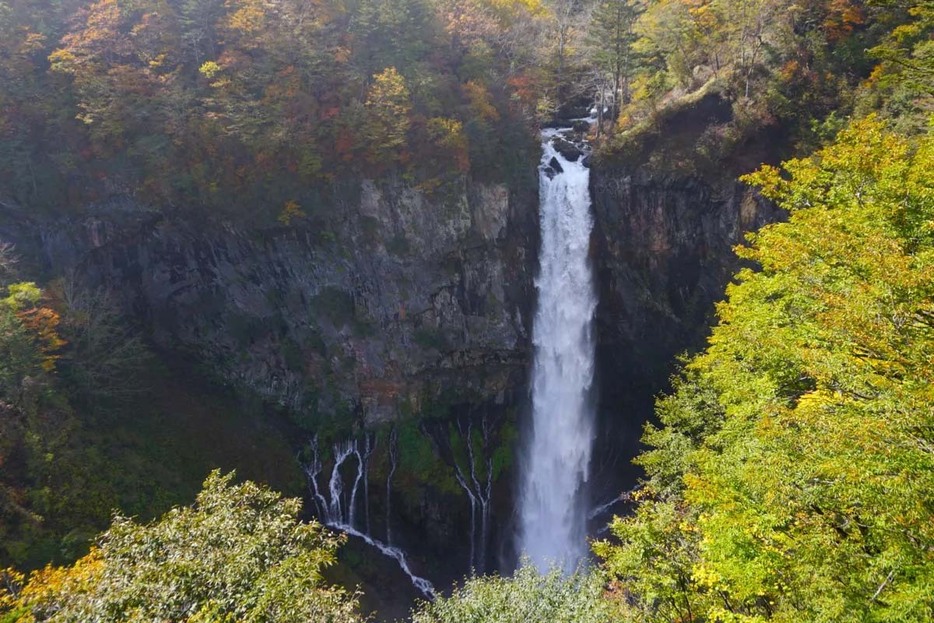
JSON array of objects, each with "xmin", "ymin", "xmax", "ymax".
[
  {"xmin": 15, "ymin": 176, "xmax": 539, "ymax": 427},
  {"xmin": 590, "ymin": 172, "xmax": 780, "ymax": 397},
  {"xmin": 585, "ymin": 93, "xmax": 785, "ymax": 495},
  {"xmin": 0, "ymin": 97, "xmax": 787, "ymax": 577}
]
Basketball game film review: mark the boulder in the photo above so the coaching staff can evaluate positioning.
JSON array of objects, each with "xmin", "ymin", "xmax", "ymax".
[{"xmin": 552, "ymin": 138, "xmax": 583, "ymax": 162}]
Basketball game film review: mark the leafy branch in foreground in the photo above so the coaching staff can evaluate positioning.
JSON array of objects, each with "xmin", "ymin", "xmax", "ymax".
[
  {"xmin": 0, "ymin": 471, "xmax": 364, "ymax": 623},
  {"xmin": 411, "ymin": 563, "xmax": 614, "ymax": 623}
]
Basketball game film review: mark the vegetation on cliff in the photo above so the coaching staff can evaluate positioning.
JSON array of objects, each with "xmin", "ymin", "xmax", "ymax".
[
  {"xmin": 0, "ymin": 0, "xmax": 551, "ymax": 217},
  {"xmin": 592, "ymin": 0, "xmax": 933, "ymax": 174},
  {"xmin": 0, "ymin": 252, "xmax": 302, "ymax": 570}
]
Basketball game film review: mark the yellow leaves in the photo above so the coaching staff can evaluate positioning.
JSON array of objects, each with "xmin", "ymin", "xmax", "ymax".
[
  {"xmin": 365, "ymin": 67, "xmax": 412, "ymax": 162},
  {"xmin": 199, "ymin": 60, "xmax": 223, "ymax": 80},
  {"xmin": 483, "ymin": 0, "xmax": 546, "ymax": 23},
  {"xmin": 366, "ymin": 67, "xmax": 411, "ymax": 113},
  {"xmin": 0, "ymin": 567, "xmax": 26, "ymax": 612},
  {"xmin": 682, "ymin": 118, "xmax": 934, "ymax": 619},
  {"xmin": 2, "ymin": 282, "xmax": 41, "ymax": 310},
  {"xmin": 691, "ymin": 562, "xmax": 722, "ymax": 590},
  {"xmin": 463, "ymin": 80, "xmax": 500, "ymax": 122},
  {"xmin": 277, "ymin": 200, "xmax": 305, "ymax": 226},
  {"xmin": 148, "ymin": 53, "xmax": 167, "ymax": 69},
  {"xmin": 13, "ymin": 549, "xmax": 104, "ymax": 617},
  {"xmin": 426, "ymin": 117, "xmax": 469, "ymax": 172},
  {"xmin": 2, "ymin": 282, "xmax": 66, "ymax": 373},
  {"xmin": 19, "ymin": 31, "xmax": 46, "ymax": 56},
  {"xmin": 225, "ymin": 0, "xmax": 268, "ymax": 37},
  {"xmin": 47, "ymin": 48, "xmax": 78, "ymax": 75},
  {"xmin": 739, "ymin": 164, "xmax": 783, "ymax": 202}
]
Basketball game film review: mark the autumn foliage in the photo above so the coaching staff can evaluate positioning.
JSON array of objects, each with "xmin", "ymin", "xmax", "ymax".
[{"xmin": 0, "ymin": 0, "xmax": 545, "ymax": 218}]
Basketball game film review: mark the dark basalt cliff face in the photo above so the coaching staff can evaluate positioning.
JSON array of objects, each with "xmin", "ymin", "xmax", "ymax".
[
  {"xmin": 585, "ymin": 94, "xmax": 785, "ymax": 492},
  {"xmin": 2, "ymin": 177, "xmax": 541, "ymax": 588},
  {"xmin": 590, "ymin": 172, "xmax": 780, "ymax": 397},
  {"xmin": 10, "ymin": 177, "xmax": 539, "ymax": 427}
]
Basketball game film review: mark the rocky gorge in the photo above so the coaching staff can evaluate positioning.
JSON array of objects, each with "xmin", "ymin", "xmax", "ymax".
[{"xmin": 0, "ymin": 96, "xmax": 783, "ymax": 602}]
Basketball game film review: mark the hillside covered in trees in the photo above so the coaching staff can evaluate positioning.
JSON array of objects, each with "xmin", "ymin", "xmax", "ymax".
[
  {"xmin": 1, "ymin": 0, "xmax": 932, "ymax": 621},
  {"xmin": 3, "ymin": 0, "xmax": 928, "ymax": 216}
]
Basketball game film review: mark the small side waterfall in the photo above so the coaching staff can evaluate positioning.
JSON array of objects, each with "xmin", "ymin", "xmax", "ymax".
[
  {"xmin": 449, "ymin": 419, "xmax": 493, "ymax": 573},
  {"xmin": 518, "ymin": 126, "xmax": 598, "ymax": 571},
  {"xmin": 385, "ymin": 427, "xmax": 398, "ymax": 546},
  {"xmin": 304, "ymin": 434, "xmax": 436, "ymax": 598},
  {"xmin": 420, "ymin": 414, "xmax": 498, "ymax": 574}
]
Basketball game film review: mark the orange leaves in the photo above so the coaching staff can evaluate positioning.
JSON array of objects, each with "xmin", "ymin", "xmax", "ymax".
[
  {"xmin": 277, "ymin": 200, "xmax": 306, "ymax": 225},
  {"xmin": 2, "ymin": 282, "xmax": 66, "ymax": 374},
  {"xmin": 52, "ymin": 0, "xmax": 123, "ymax": 72},
  {"xmin": 506, "ymin": 73, "xmax": 538, "ymax": 111},
  {"xmin": 334, "ymin": 128, "xmax": 356, "ymax": 162},
  {"xmin": 17, "ymin": 307, "xmax": 67, "ymax": 372},
  {"xmin": 463, "ymin": 80, "xmax": 500, "ymax": 122},
  {"xmin": 822, "ymin": 0, "xmax": 865, "ymax": 43}
]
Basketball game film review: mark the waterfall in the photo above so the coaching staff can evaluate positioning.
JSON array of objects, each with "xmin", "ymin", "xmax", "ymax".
[
  {"xmin": 386, "ymin": 427, "xmax": 398, "ymax": 545},
  {"xmin": 518, "ymin": 127, "xmax": 597, "ymax": 572},
  {"xmin": 449, "ymin": 418, "xmax": 493, "ymax": 573},
  {"xmin": 304, "ymin": 434, "xmax": 436, "ymax": 598}
]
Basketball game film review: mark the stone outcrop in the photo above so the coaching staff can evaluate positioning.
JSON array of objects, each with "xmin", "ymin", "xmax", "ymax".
[
  {"xmin": 590, "ymin": 171, "xmax": 780, "ymax": 396},
  {"xmin": 584, "ymin": 92, "xmax": 786, "ymax": 497},
  {"xmin": 4, "ymin": 175, "xmax": 539, "ymax": 426}
]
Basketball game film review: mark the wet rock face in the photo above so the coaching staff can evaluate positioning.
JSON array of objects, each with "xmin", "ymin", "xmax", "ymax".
[
  {"xmin": 584, "ymin": 161, "xmax": 783, "ymax": 502},
  {"xmin": 27, "ymin": 176, "xmax": 539, "ymax": 424},
  {"xmin": 589, "ymin": 169, "xmax": 782, "ymax": 399}
]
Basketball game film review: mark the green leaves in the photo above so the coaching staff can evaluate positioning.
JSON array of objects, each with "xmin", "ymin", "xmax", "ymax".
[
  {"xmin": 411, "ymin": 564, "xmax": 614, "ymax": 623},
  {"xmin": 3, "ymin": 471, "xmax": 362, "ymax": 622},
  {"xmin": 598, "ymin": 117, "xmax": 934, "ymax": 622}
]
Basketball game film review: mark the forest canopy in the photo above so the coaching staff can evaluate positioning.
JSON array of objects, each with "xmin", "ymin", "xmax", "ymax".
[{"xmin": 3, "ymin": 0, "xmax": 929, "ymax": 219}]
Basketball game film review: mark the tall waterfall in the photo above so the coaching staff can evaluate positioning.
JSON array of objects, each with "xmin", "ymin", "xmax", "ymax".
[{"xmin": 519, "ymin": 129, "xmax": 597, "ymax": 571}]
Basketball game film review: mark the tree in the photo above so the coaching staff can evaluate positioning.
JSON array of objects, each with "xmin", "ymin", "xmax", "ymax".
[
  {"xmin": 1, "ymin": 471, "xmax": 364, "ymax": 622},
  {"xmin": 597, "ymin": 117, "xmax": 934, "ymax": 622},
  {"xmin": 859, "ymin": 0, "xmax": 934, "ymax": 134},
  {"xmin": 540, "ymin": 0, "xmax": 590, "ymax": 118},
  {"xmin": 0, "ymin": 249, "xmax": 65, "ymax": 403},
  {"xmin": 364, "ymin": 66, "xmax": 412, "ymax": 165},
  {"xmin": 51, "ymin": 275, "xmax": 152, "ymax": 409},
  {"xmin": 411, "ymin": 564, "xmax": 614, "ymax": 623},
  {"xmin": 587, "ymin": 0, "xmax": 643, "ymax": 128}
]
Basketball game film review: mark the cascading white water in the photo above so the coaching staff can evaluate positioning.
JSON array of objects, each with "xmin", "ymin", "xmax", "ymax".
[
  {"xmin": 519, "ymin": 129, "xmax": 597, "ymax": 572},
  {"xmin": 450, "ymin": 418, "xmax": 493, "ymax": 573},
  {"xmin": 304, "ymin": 435, "xmax": 436, "ymax": 598}
]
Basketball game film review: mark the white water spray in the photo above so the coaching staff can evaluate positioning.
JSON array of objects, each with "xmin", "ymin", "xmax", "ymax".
[{"xmin": 519, "ymin": 129, "xmax": 597, "ymax": 571}]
